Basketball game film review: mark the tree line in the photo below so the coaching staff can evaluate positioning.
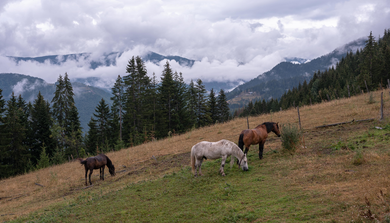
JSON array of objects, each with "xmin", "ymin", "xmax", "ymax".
[
  {"xmin": 0, "ymin": 59, "xmax": 230, "ymax": 179},
  {"xmin": 237, "ymin": 29, "xmax": 390, "ymax": 117}
]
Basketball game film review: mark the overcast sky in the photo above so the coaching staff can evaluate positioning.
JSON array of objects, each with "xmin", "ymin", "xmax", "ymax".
[{"xmin": 0, "ymin": 0, "xmax": 389, "ymax": 85}]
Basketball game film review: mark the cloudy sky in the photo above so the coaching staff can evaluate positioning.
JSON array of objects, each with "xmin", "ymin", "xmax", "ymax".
[{"xmin": 0, "ymin": 0, "xmax": 389, "ymax": 85}]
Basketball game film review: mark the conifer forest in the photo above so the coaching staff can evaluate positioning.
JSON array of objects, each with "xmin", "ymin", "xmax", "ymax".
[
  {"xmin": 1, "ymin": 29, "xmax": 390, "ymax": 179},
  {"xmin": 0, "ymin": 57, "xmax": 230, "ymax": 179}
]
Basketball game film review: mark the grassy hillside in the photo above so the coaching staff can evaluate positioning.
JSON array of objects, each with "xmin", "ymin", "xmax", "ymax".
[{"xmin": 2, "ymin": 90, "xmax": 390, "ymax": 222}]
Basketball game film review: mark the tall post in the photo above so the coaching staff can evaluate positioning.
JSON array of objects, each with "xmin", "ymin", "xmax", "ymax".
[
  {"xmin": 380, "ymin": 92, "xmax": 384, "ymax": 121},
  {"xmin": 297, "ymin": 106, "xmax": 301, "ymax": 130},
  {"xmin": 247, "ymin": 116, "xmax": 249, "ymax": 129},
  {"xmin": 347, "ymin": 84, "xmax": 350, "ymax": 98},
  {"xmin": 387, "ymin": 79, "xmax": 390, "ymax": 89},
  {"xmin": 364, "ymin": 80, "xmax": 369, "ymax": 93}
]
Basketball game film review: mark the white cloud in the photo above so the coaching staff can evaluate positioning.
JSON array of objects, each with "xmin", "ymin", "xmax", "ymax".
[{"xmin": 0, "ymin": 0, "xmax": 389, "ymax": 85}]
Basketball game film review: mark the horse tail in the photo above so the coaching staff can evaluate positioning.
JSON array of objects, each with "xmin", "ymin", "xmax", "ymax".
[
  {"xmin": 238, "ymin": 133, "xmax": 244, "ymax": 151},
  {"xmin": 190, "ymin": 147, "xmax": 196, "ymax": 175}
]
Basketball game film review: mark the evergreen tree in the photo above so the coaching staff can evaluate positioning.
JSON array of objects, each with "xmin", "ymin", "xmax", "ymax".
[
  {"xmin": 157, "ymin": 61, "xmax": 176, "ymax": 137},
  {"xmin": 93, "ymin": 98, "xmax": 111, "ymax": 151},
  {"xmin": 216, "ymin": 89, "xmax": 230, "ymax": 123},
  {"xmin": 110, "ymin": 75, "xmax": 124, "ymax": 142},
  {"xmin": 30, "ymin": 92, "xmax": 56, "ymax": 164},
  {"xmin": 195, "ymin": 79, "xmax": 212, "ymax": 127},
  {"xmin": 172, "ymin": 72, "xmax": 191, "ymax": 133},
  {"xmin": 2, "ymin": 93, "xmax": 30, "ymax": 177},
  {"xmin": 85, "ymin": 117, "xmax": 98, "ymax": 155},
  {"xmin": 36, "ymin": 143, "xmax": 50, "ymax": 169},
  {"xmin": 123, "ymin": 56, "xmax": 152, "ymax": 144},
  {"xmin": 0, "ymin": 89, "xmax": 11, "ymax": 178},
  {"xmin": 208, "ymin": 88, "xmax": 218, "ymax": 124},
  {"xmin": 186, "ymin": 80, "xmax": 197, "ymax": 128},
  {"xmin": 51, "ymin": 74, "xmax": 65, "ymax": 127}
]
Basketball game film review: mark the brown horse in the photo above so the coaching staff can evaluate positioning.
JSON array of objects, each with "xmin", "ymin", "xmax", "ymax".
[
  {"xmin": 79, "ymin": 154, "xmax": 115, "ymax": 186},
  {"xmin": 238, "ymin": 122, "xmax": 281, "ymax": 159}
]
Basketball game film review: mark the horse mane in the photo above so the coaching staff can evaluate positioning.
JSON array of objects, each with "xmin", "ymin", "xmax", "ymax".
[
  {"xmin": 258, "ymin": 122, "xmax": 275, "ymax": 133},
  {"xmin": 99, "ymin": 154, "xmax": 113, "ymax": 168}
]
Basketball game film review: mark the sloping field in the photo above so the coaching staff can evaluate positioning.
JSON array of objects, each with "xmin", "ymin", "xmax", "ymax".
[{"xmin": 2, "ymin": 90, "xmax": 390, "ymax": 222}]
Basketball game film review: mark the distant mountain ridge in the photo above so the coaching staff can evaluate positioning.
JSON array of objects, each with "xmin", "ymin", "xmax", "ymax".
[
  {"xmin": 7, "ymin": 51, "xmax": 196, "ymax": 69},
  {"xmin": 0, "ymin": 73, "xmax": 112, "ymax": 132},
  {"xmin": 226, "ymin": 37, "xmax": 367, "ymax": 109}
]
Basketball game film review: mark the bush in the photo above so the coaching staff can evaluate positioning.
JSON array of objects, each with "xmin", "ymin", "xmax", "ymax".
[
  {"xmin": 281, "ymin": 124, "xmax": 301, "ymax": 154},
  {"xmin": 368, "ymin": 93, "xmax": 375, "ymax": 104},
  {"xmin": 352, "ymin": 149, "xmax": 365, "ymax": 165}
]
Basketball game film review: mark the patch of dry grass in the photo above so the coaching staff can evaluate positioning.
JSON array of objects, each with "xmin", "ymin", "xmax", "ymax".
[{"xmin": 1, "ymin": 90, "xmax": 389, "ymax": 221}]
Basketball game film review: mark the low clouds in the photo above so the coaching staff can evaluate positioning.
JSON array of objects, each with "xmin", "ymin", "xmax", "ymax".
[{"xmin": 0, "ymin": 0, "xmax": 390, "ymax": 85}]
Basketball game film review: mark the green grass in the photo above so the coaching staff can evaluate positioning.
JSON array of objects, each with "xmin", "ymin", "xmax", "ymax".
[
  {"xmin": 12, "ymin": 121, "xmax": 390, "ymax": 223},
  {"xmin": 14, "ymin": 158, "xmax": 339, "ymax": 223}
]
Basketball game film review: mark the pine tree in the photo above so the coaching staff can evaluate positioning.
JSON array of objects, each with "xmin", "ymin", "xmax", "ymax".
[
  {"xmin": 186, "ymin": 80, "xmax": 197, "ymax": 128},
  {"xmin": 195, "ymin": 79, "xmax": 212, "ymax": 127},
  {"xmin": 85, "ymin": 117, "xmax": 98, "ymax": 155},
  {"xmin": 0, "ymin": 89, "xmax": 12, "ymax": 178},
  {"xmin": 51, "ymin": 75, "xmax": 65, "ymax": 127},
  {"xmin": 93, "ymin": 98, "xmax": 111, "ymax": 151},
  {"xmin": 157, "ymin": 61, "xmax": 176, "ymax": 137},
  {"xmin": 110, "ymin": 75, "xmax": 124, "ymax": 142},
  {"xmin": 36, "ymin": 143, "xmax": 50, "ymax": 169},
  {"xmin": 2, "ymin": 93, "xmax": 30, "ymax": 176},
  {"xmin": 123, "ymin": 56, "xmax": 152, "ymax": 144},
  {"xmin": 30, "ymin": 92, "xmax": 56, "ymax": 164},
  {"xmin": 216, "ymin": 89, "xmax": 230, "ymax": 123},
  {"xmin": 172, "ymin": 72, "xmax": 191, "ymax": 133},
  {"xmin": 208, "ymin": 88, "xmax": 218, "ymax": 124}
]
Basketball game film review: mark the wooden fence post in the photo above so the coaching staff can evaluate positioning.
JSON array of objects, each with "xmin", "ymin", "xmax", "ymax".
[
  {"xmin": 327, "ymin": 94, "xmax": 330, "ymax": 101},
  {"xmin": 297, "ymin": 106, "xmax": 301, "ymax": 130},
  {"xmin": 387, "ymin": 79, "xmax": 390, "ymax": 89},
  {"xmin": 380, "ymin": 92, "xmax": 384, "ymax": 120},
  {"xmin": 364, "ymin": 80, "xmax": 369, "ymax": 93},
  {"xmin": 347, "ymin": 84, "xmax": 350, "ymax": 98},
  {"xmin": 247, "ymin": 116, "xmax": 249, "ymax": 129},
  {"xmin": 310, "ymin": 98, "xmax": 312, "ymax": 106}
]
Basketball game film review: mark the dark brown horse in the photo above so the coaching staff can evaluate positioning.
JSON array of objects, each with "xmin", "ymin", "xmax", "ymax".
[
  {"xmin": 79, "ymin": 154, "xmax": 115, "ymax": 186},
  {"xmin": 238, "ymin": 122, "xmax": 281, "ymax": 159}
]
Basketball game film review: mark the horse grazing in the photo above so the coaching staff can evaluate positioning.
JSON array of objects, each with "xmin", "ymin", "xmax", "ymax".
[
  {"xmin": 79, "ymin": 154, "xmax": 115, "ymax": 186},
  {"xmin": 238, "ymin": 122, "xmax": 281, "ymax": 160},
  {"xmin": 191, "ymin": 139, "xmax": 248, "ymax": 177}
]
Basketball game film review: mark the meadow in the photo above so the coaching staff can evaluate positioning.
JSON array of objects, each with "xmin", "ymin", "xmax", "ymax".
[{"xmin": 1, "ymin": 90, "xmax": 390, "ymax": 222}]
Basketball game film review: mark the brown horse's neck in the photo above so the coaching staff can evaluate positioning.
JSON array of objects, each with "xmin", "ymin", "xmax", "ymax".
[{"xmin": 256, "ymin": 122, "xmax": 274, "ymax": 133}]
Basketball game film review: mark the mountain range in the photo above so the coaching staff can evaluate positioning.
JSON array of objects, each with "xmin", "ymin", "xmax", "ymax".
[
  {"xmin": 0, "ymin": 36, "xmax": 367, "ymax": 131},
  {"xmin": 225, "ymin": 37, "xmax": 367, "ymax": 109}
]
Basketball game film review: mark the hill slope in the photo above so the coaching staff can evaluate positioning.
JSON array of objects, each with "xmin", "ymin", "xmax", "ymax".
[{"xmin": 1, "ymin": 90, "xmax": 389, "ymax": 222}]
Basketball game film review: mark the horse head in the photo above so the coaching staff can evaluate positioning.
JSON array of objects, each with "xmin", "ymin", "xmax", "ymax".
[
  {"xmin": 108, "ymin": 164, "xmax": 116, "ymax": 176},
  {"xmin": 272, "ymin": 122, "xmax": 281, "ymax": 137},
  {"xmin": 238, "ymin": 154, "xmax": 248, "ymax": 171}
]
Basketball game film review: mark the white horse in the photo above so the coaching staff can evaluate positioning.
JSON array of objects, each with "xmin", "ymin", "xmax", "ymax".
[{"xmin": 190, "ymin": 139, "xmax": 249, "ymax": 176}]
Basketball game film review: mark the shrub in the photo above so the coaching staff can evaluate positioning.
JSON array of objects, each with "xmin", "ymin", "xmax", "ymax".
[
  {"xmin": 352, "ymin": 149, "xmax": 365, "ymax": 165},
  {"xmin": 281, "ymin": 123, "xmax": 301, "ymax": 154},
  {"xmin": 368, "ymin": 93, "xmax": 375, "ymax": 104}
]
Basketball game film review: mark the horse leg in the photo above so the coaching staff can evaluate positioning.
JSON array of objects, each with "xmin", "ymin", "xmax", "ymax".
[
  {"xmin": 85, "ymin": 169, "xmax": 88, "ymax": 186},
  {"xmin": 198, "ymin": 159, "xmax": 203, "ymax": 176},
  {"xmin": 102, "ymin": 166, "xmax": 105, "ymax": 181},
  {"xmin": 219, "ymin": 155, "xmax": 227, "ymax": 176},
  {"xmin": 89, "ymin": 169, "xmax": 93, "ymax": 185},
  {"xmin": 259, "ymin": 143, "xmax": 264, "ymax": 159}
]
